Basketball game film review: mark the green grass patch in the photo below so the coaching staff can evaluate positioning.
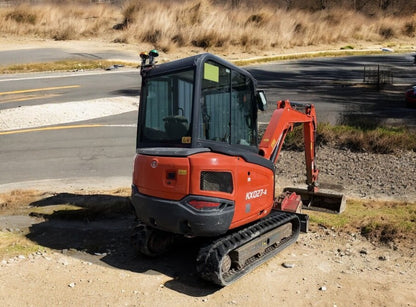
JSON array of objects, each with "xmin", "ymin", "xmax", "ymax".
[
  {"xmin": 26, "ymin": 191, "xmax": 133, "ymax": 220},
  {"xmin": 308, "ymin": 199, "xmax": 416, "ymax": 243},
  {"xmin": 28, "ymin": 204, "xmax": 84, "ymax": 217},
  {"xmin": 0, "ymin": 231, "xmax": 48, "ymax": 258},
  {"xmin": 0, "ymin": 189, "xmax": 132, "ymax": 258},
  {"xmin": 284, "ymin": 122, "xmax": 416, "ymax": 154},
  {"xmin": 0, "ymin": 60, "xmax": 137, "ymax": 74},
  {"xmin": 1, "ymin": 189, "xmax": 131, "ymax": 216}
]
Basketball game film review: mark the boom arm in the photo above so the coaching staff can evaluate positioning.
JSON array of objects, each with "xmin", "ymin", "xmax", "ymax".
[{"xmin": 258, "ymin": 100, "xmax": 319, "ymax": 191}]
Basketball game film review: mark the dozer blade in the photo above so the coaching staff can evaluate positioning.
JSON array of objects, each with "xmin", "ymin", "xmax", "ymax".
[{"xmin": 283, "ymin": 187, "xmax": 346, "ymax": 214}]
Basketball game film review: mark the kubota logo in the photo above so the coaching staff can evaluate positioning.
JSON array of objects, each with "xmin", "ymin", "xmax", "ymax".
[{"xmin": 246, "ymin": 189, "xmax": 267, "ymax": 200}]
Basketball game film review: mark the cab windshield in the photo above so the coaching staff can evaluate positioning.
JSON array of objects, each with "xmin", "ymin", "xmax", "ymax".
[{"xmin": 139, "ymin": 69, "xmax": 194, "ymax": 147}]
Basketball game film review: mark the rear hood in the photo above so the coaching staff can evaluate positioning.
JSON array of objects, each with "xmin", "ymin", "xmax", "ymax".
[{"xmin": 133, "ymin": 154, "xmax": 190, "ymax": 200}]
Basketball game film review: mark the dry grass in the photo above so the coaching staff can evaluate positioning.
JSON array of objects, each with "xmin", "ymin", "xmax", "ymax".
[
  {"xmin": 0, "ymin": 2, "xmax": 120, "ymax": 40},
  {"xmin": 0, "ymin": 59, "xmax": 135, "ymax": 74},
  {"xmin": 0, "ymin": 190, "xmax": 45, "ymax": 215},
  {"xmin": 1, "ymin": 1, "xmax": 416, "ymax": 54}
]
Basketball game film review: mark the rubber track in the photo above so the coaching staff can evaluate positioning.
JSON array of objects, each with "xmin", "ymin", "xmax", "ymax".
[{"xmin": 196, "ymin": 211, "xmax": 300, "ymax": 286}]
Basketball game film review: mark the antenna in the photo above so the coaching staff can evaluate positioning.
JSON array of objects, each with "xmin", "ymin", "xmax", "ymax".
[{"xmin": 139, "ymin": 50, "xmax": 159, "ymax": 75}]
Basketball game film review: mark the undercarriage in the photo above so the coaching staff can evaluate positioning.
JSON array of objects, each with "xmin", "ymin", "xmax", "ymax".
[{"xmin": 131, "ymin": 210, "xmax": 300, "ymax": 286}]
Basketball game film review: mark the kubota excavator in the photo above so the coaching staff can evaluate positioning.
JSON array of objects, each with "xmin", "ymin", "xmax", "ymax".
[{"xmin": 131, "ymin": 51, "xmax": 345, "ymax": 286}]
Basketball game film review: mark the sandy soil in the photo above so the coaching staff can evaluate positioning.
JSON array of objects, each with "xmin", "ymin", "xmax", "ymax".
[{"xmin": 0, "ymin": 166, "xmax": 414, "ymax": 307}]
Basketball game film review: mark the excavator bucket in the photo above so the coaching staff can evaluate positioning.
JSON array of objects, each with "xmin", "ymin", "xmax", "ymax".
[{"xmin": 283, "ymin": 187, "xmax": 346, "ymax": 214}]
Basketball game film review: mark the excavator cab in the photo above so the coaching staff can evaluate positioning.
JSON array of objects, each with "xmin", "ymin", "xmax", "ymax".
[
  {"xmin": 133, "ymin": 53, "xmax": 280, "ymax": 235},
  {"xmin": 137, "ymin": 52, "xmax": 264, "ymax": 152},
  {"xmin": 131, "ymin": 52, "xmax": 345, "ymax": 286}
]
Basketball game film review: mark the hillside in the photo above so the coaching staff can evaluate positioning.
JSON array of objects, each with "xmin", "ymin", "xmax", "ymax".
[{"xmin": 0, "ymin": 0, "xmax": 415, "ymax": 58}]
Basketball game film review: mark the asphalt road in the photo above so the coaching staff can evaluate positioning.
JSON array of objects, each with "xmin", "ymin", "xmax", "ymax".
[
  {"xmin": 0, "ymin": 118, "xmax": 136, "ymax": 184},
  {"xmin": 0, "ymin": 47, "xmax": 138, "ymax": 65},
  {"xmin": 250, "ymin": 53, "xmax": 416, "ymax": 126},
  {"xmin": 1, "ymin": 52, "xmax": 416, "ymax": 190},
  {"xmin": 0, "ymin": 69, "xmax": 140, "ymax": 110},
  {"xmin": 0, "ymin": 68, "xmax": 140, "ymax": 188}
]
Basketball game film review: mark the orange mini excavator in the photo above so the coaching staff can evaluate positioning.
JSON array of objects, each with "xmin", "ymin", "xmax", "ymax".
[{"xmin": 131, "ymin": 51, "xmax": 345, "ymax": 286}]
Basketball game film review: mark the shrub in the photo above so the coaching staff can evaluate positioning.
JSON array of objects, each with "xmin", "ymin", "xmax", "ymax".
[
  {"xmin": 402, "ymin": 21, "xmax": 415, "ymax": 37},
  {"xmin": 5, "ymin": 6, "xmax": 37, "ymax": 25},
  {"xmin": 142, "ymin": 29, "xmax": 162, "ymax": 44},
  {"xmin": 0, "ymin": 0, "xmax": 416, "ymax": 53},
  {"xmin": 379, "ymin": 26, "xmax": 394, "ymax": 38},
  {"xmin": 52, "ymin": 26, "xmax": 76, "ymax": 41},
  {"xmin": 192, "ymin": 32, "xmax": 217, "ymax": 48}
]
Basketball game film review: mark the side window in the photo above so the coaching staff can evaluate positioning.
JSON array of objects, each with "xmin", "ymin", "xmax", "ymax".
[
  {"xmin": 199, "ymin": 61, "xmax": 256, "ymax": 147},
  {"xmin": 199, "ymin": 61, "xmax": 231, "ymax": 142},
  {"xmin": 231, "ymin": 71, "xmax": 256, "ymax": 146},
  {"xmin": 145, "ymin": 79, "xmax": 170, "ymax": 132}
]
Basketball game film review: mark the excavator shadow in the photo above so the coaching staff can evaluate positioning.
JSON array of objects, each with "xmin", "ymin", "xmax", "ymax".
[{"xmin": 25, "ymin": 192, "xmax": 220, "ymax": 296}]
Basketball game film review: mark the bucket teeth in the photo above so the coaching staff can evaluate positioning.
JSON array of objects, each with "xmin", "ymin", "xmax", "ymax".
[{"xmin": 283, "ymin": 187, "xmax": 346, "ymax": 214}]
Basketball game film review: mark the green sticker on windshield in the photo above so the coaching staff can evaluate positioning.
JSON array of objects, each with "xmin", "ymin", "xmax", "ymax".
[{"xmin": 204, "ymin": 63, "xmax": 219, "ymax": 82}]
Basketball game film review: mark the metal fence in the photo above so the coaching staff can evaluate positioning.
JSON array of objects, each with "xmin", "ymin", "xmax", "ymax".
[{"xmin": 363, "ymin": 65, "xmax": 394, "ymax": 88}]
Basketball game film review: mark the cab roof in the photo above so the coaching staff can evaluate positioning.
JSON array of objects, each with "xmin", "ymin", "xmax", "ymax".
[{"xmin": 143, "ymin": 53, "xmax": 257, "ymax": 86}]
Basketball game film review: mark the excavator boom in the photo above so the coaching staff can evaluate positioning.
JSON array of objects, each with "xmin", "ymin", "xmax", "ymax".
[
  {"xmin": 259, "ymin": 100, "xmax": 319, "ymax": 189},
  {"xmin": 260, "ymin": 100, "xmax": 345, "ymax": 214}
]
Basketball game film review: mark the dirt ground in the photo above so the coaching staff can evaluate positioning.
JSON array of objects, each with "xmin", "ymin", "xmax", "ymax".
[
  {"xmin": 0, "ymin": 211, "xmax": 414, "ymax": 307},
  {"xmin": 0, "ymin": 181, "xmax": 415, "ymax": 307}
]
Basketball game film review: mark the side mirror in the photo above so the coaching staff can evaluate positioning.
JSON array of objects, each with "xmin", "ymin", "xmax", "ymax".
[{"xmin": 256, "ymin": 90, "xmax": 267, "ymax": 111}]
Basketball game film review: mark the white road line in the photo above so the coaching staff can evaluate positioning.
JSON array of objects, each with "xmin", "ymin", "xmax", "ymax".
[
  {"xmin": 0, "ymin": 68, "xmax": 138, "ymax": 83},
  {"xmin": 0, "ymin": 123, "xmax": 137, "ymax": 136}
]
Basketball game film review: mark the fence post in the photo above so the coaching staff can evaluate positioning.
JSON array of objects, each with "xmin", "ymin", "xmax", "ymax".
[{"xmin": 377, "ymin": 64, "xmax": 380, "ymax": 90}]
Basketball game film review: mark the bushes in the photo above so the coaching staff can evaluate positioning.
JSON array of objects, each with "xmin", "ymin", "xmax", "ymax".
[
  {"xmin": 0, "ymin": 3, "xmax": 118, "ymax": 40},
  {"xmin": 5, "ymin": 6, "xmax": 37, "ymax": 25},
  {"xmin": 1, "ymin": 1, "xmax": 416, "ymax": 52},
  {"xmin": 283, "ymin": 123, "xmax": 416, "ymax": 154}
]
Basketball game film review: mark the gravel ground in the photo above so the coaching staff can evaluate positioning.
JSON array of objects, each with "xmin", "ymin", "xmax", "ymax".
[{"xmin": 277, "ymin": 147, "xmax": 416, "ymax": 202}]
